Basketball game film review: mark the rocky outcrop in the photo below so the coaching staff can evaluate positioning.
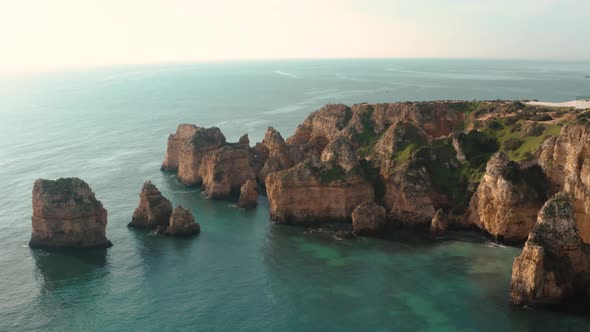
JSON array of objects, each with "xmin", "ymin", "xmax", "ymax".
[
  {"xmin": 430, "ymin": 209, "xmax": 448, "ymax": 236},
  {"xmin": 162, "ymin": 206, "xmax": 200, "ymax": 236},
  {"xmin": 510, "ymin": 193, "xmax": 590, "ymax": 306},
  {"xmin": 237, "ymin": 179, "xmax": 258, "ymax": 208},
  {"xmin": 177, "ymin": 127, "xmax": 226, "ymax": 186},
  {"xmin": 161, "ymin": 124, "xmax": 200, "ymax": 171},
  {"xmin": 266, "ymin": 159, "xmax": 374, "ymax": 224},
  {"xmin": 538, "ymin": 121, "xmax": 590, "ymax": 242},
  {"xmin": 351, "ymin": 201, "xmax": 386, "ymax": 235},
  {"xmin": 238, "ymin": 133, "xmax": 250, "ymax": 146},
  {"xmin": 30, "ymin": 178, "xmax": 112, "ymax": 249},
  {"xmin": 467, "ymin": 153, "xmax": 548, "ymax": 244},
  {"xmin": 382, "ymin": 161, "xmax": 436, "ymax": 228},
  {"xmin": 129, "ymin": 181, "xmax": 172, "ymax": 229},
  {"xmin": 199, "ymin": 144, "xmax": 256, "ymax": 199}
]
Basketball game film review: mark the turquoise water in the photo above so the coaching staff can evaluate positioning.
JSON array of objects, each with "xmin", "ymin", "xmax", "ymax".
[{"xmin": 1, "ymin": 59, "xmax": 590, "ymax": 331}]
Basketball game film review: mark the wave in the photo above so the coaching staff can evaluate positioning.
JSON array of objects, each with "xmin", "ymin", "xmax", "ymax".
[
  {"xmin": 262, "ymin": 105, "xmax": 304, "ymax": 115},
  {"xmin": 272, "ymin": 70, "xmax": 297, "ymax": 79}
]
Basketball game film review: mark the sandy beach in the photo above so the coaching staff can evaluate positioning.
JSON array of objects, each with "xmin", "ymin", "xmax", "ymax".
[{"xmin": 526, "ymin": 99, "xmax": 590, "ymax": 109}]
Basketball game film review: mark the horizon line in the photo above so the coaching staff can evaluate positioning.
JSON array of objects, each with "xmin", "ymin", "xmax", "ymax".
[{"xmin": 2, "ymin": 55, "xmax": 590, "ymax": 76}]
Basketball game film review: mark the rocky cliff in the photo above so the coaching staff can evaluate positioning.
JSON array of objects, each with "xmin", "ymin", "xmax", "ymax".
[
  {"xmin": 467, "ymin": 153, "xmax": 548, "ymax": 244},
  {"xmin": 266, "ymin": 158, "xmax": 374, "ymax": 224},
  {"xmin": 30, "ymin": 178, "xmax": 112, "ymax": 249},
  {"xmin": 538, "ymin": 118, "xmax": 590, "ymax": 242},
  {"xmin": 129, "ymin": 181, "xmax": 173, "ymax": 229},
  {"xmin": 510, "ymin": 193, "xmax": 590, "ymax": 306},
  {"xmin": 163, "ymin": 101, "xmax": 588, "ymax": 238}
]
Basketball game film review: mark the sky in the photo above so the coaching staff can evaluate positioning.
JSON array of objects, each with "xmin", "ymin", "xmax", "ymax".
[{"xmin": 1, "ymin": 0, "xmax": 589, "ymax": 72}]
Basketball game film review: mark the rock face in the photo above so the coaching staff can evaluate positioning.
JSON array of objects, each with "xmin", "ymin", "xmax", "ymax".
[
  {"xmin": 161, "ymin": 124, "xmax": 200, "ymax": 171},
  {"xmin": 430, "ymin": 209, "xmax": 448, "ymax": 236},
  {"xmin": 351, "ymin": 201, "xmax": 386, "ymax": 235},
  {"xmin": 266, "ymin": 159, "xmax": 374, "ymax": 224},
  {"xmin": 177, "ymin": 127, "xmax": 227, "ymax": 186},
  {"xmin": 467, "ymin": 153, "xmax": 548, "ymax": 244},
  {"xmin": 199, "ymin": 144, "xmax": 256, "ymax": 199},
  {"xmin": 510, "ymin": 193, "xmax": 590, "ymax": 306},
  {"xmin": 163, "ymin": 206, "xmax": 200, "ymax": 236},
  {"xmin": 538, "ymin": 121, "xmax": 590, "ymax": 242},
  {"xmin": 237, "ymin": 179, "xmax": 258, "ymax": 208},
  {"xmin": 129, "ymin": 181, "xmax": 173, "ymax": 229},
  {"xmin": 30, "ymin": 178, "xmax": 112, "ymax": 249}
]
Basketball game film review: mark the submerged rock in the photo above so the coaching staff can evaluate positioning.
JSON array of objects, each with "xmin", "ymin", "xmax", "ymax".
[
  {"xmin": 332, "ymin": 230, "xmax": 354, "ymax": 240},
  {"xmin": 237, "ymin": 179, "xmax": 258, "ymax": 208},
  {"xmin": 510, "ymin": 193, "xmax": 590, "ymax": 306},
  {"xmin": 351, "ymin": 201, "xmax": 386, "ymax": 235},
  {"xmin": 164, "ymin": 206, "xmax": 200, "ymax": 236},
  {"xmin": 129, "ymin": 181, "xmax": 173, "ymax": 229},
  {"xmin": 29, "ymin": 178, "xmax": 112, "ymax": 249}
]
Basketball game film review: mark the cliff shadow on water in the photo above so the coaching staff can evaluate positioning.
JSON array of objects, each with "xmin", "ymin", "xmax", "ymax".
[{"xmin": 31, "ymin": 247, "xmax": 110, "ymax": 291}]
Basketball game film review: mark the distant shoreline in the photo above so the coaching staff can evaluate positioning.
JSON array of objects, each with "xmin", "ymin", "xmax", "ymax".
[{"xmin": 526, "ymin": 99, "xmax": 590, "ymax": 109}]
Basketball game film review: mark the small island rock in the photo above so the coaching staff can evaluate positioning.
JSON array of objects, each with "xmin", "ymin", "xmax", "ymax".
[
  {"xmin": 129, "ymin": 181, "xmax": 172, "ymax": 229},
  {"xmin": 164, "ymin": 206, "xmax": 200, "ymax": 236},
  {"xmin": 29, "ymin": 178, "xmax": 112, "ymax": 249}
]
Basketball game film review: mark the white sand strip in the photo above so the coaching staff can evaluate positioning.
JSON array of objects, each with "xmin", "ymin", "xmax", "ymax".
[{"xmin": 526, "ymin": 100, "xmax": 590, "ymax": 109}]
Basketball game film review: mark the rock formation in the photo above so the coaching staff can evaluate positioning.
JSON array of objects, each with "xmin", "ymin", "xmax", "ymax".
[
  {"xmin": 538, "ymin": 120, "xmax": 590, "ymax": 242},
  {"xmin": 467, "ymin": 153, "xmax": 548, "ymax": 244},
  {"xmin": 162, "ymin": 101, "xmax": 587, "ymax": 236},
  {"xmin": 161, "ymin": 124, "xmax": 200, "ymax": 172},
  {"xmin": 238, "ymin": 133, "xmax": 250, "ymax": 146},
  {"xmin": 510, "ymin": 193, "xmax": 590, "ymax": 306},
  {"xmin": 30, "ymin": 178, "xmax": 112, "ymax": 249},
  {"xmin": 177, "ymin": 127, "xmax": 227, "ymax": 186},
  {"xmin": 129, "ymin": 181, "xmax": 173, "ymax": 229},
  {"xmin": 199, "ymin": 144, "xmax": 257, "ymax": 199},
  {"xmin": 430, "ymin": 209, "xmax": 448, "ymax": 236},
  {"xmin": 162, "ymin": 206, "xmax": 200, "ymax": 236},
  {"xmin": 237, "ymin": 179, "xmax": 258, "ymax": 208},
  {"xmin": 351, "ymin": 201, "xmax": 386, "ymax": 235},
  {"xmin": 265, "ymin": 159, "xmax": 374, "ymax": 224}
]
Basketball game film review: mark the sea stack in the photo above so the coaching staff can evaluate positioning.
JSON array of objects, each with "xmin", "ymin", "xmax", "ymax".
[
  {"xmin": 237, "ymin": 179, "xmax": 258, "ymax": 208},
  {"xmin": 129, "ymin": 181, "xmax": 173, "ymax": 229},
  {"xmin": 162, "ymin": 206, "xmax": 200, "ymax": 236},
  {"xmin": 510, "ymin": 193, "xmax": 590, "ymax": 306},
  {"xmin": 30, "ymin": 178, "xmax": 112, "ymax": 249}
]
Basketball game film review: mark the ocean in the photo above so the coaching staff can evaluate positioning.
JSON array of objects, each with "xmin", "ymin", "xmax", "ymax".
[{"xmin": 1, "ymin": 59, "xmax": 590, "ymax": 331}]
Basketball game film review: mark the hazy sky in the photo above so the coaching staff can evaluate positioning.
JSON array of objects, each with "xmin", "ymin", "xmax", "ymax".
[{"xmin": 1, "ymin": 0, "xmax": 589, "ymax": 71}]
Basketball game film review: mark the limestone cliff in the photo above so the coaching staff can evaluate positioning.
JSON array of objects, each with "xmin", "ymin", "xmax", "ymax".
[
  {"xmin": 161, "ymin": 124, "xmax": 200, "ymax": 171},
  {"xmin": 265, "ymin": 158, "xmax": 374, "ymax": 224},
  {"xmin": 30, "ymin": 178, "xmax": 112, "ymax": 249},
  {"xmin": 177, "ymin": 126, "xmax": 227, "ymax": 186},
  {"xmin": 199, "ymin": 144, "xmax": 256, "ymax": 199},
  {"xmin": 467, "ymin": 153, "xmax": 548, "ymax": 244},
  {"xmin": 538, "ymin": 119, "xmax": 590, "ymax": 242},
  {"xmin": 510, "ymin": 193, "xmax": 590, "ymax": 306},
  {"xmin": 129, "ymin": 181, "xmax": 173, "ymax": 229}
]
